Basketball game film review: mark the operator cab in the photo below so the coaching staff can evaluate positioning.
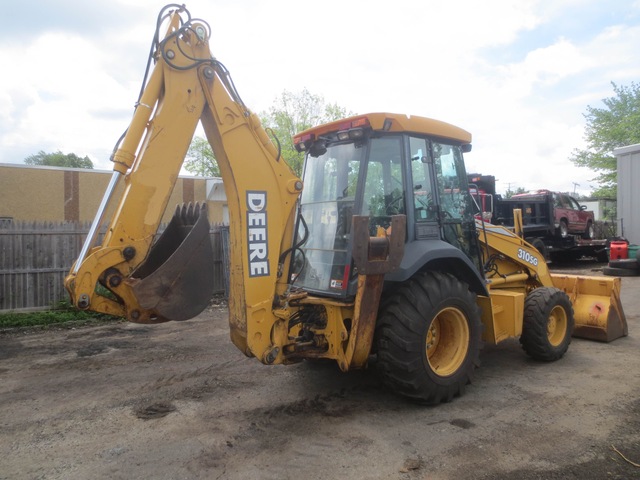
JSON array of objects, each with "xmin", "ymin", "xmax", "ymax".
[{"xmin": 292, "ymin": 113, "xmax": 480, "ymax": 298}]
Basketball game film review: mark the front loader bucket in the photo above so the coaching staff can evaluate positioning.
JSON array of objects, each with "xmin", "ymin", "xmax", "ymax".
[
  {"xmin": 551, "ymin": 274, "xmax": 628, "ymax": 342},
  {"xmin": 130, "ymin": 203, "xmax": 215, "ymax": 322}
]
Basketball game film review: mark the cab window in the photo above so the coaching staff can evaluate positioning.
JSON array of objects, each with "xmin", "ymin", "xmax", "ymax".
[
  {"xmin": 410, "ymin": 137, "xmax": 436, "ymax": 222},
  {"xmin": 362, "ymin": 136, "xmax": 405, "ymax": 232}
]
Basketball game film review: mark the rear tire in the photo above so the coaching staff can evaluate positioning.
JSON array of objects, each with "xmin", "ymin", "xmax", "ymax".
[
  {"xmin": 520, "ymin": 287, "xmax": 574, "ymax": 361},
  {"xmin": 582, "ymin": 221, "xmax": 595, "ymax": 240},
  {"xmin": 375, "ymin": 272, "xmax": 482, "ymax": 404},
  {"xmin": 558, "ymin": 220, "xmax": 569, "ymax": 238}
]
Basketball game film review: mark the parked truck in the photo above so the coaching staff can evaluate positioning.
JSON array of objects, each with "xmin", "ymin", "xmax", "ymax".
[{"xmin": 468, "ymin": 174, "xmax": 607, "ymax": 261}]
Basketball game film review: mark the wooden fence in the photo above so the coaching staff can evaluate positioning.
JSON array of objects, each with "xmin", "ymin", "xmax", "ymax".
[{"xmin": 0, "ymin": 221, "xmax": 228, "ymax": 312}]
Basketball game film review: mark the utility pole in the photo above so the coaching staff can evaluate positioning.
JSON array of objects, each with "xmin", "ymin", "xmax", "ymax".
[
  {"xmin": 504, "ymin": 182, "xmax": 515, "ymax": 198},
  {"xmin": 572, "ymin": 182, "xmax": 580, "ymax": 195}
]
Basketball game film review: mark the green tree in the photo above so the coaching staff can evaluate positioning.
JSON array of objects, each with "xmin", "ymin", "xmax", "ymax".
[
  {"xmin": 261, "ymin": 88, "xmax": 353, "ymax": 176},
  {"xmin": 183, "ymin": 88, "xmax": 353, "ymax": 177},
  {"xmin": 504, "ymin": 186, "xmax": 527, "ymax": 198},
  {"xmin": 25, "ymin": 150, "xmax": 93, "ymax": 169},
  {"xmin": 185, "ymin": 136, "xmax": 219, "ymax": 177},
  {"xmin": 570, "ymin": 82, "xmax": 640, "ymax": 198}
]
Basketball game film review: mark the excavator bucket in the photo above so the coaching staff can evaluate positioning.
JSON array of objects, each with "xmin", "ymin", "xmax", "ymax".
[
  {"xmin": 551, "ymin": 274, "xmax": 628, "ymax": 342},
  {"xmin": 130, "ymin": 203, "xmax": 215, "ymax": 322}
]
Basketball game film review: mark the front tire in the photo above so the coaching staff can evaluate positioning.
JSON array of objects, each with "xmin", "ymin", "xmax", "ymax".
[
  {"xmin": 520, "ymin": 287, "xmax": 574, "ymax": 361},
  {"xmin": 375, "ymin": 272, "xmax": 482, "ymax": 403}
]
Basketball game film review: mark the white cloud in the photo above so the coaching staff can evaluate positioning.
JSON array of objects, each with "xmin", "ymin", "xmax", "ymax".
[
  {"xmin": 505, "ymin": 38, "xmax": 593, "ymax": 92},
  {"xmin": 0, "ymin": 30, "xmax": 143, "ymax": 168},
  {"xmin": 0, "ymin": 0, "xmax": 638, "ymax": 195}
]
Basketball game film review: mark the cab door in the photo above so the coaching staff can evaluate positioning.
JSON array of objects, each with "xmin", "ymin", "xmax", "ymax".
[
  {"xmin": 410, "ymin": 136, "xmax": 437, "ymax": 225},
  {"xmin": 431, "ymin": 140, "xmax": 480, "ymax": 267}
]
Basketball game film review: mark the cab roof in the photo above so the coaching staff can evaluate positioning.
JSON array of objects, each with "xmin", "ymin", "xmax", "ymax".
[{"xmin": 294, "ymin": 112, "xmax": 472, "ymax": 145}]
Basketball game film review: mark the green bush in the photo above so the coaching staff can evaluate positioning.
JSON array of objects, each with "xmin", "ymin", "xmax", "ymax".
[{"xmin": 0, "ymin": 300, "xmax": 117, "ymax": 329}]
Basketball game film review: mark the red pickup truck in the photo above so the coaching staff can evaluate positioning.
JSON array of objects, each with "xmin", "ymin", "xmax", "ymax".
[{"xmin": 510, "ymin": 190, "xmax": 595, "ymax": 239}]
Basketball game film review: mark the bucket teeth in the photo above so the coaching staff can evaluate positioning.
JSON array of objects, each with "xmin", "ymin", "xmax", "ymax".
[{"xmin": 175, "ymin": 202, "xmax": 200, "ymax": 225}]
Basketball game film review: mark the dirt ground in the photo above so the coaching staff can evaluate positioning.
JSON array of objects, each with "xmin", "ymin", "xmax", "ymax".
[{"xmin": 1, "ymin": 260, "xmax": 639, "ymax": 480}]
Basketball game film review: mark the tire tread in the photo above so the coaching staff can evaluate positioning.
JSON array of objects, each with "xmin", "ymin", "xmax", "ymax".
[
  {"xmin": 520, "ymin": 287, "xmax": 574, "ymax": 361},
  {"xmin": 375, "ymin": 271, "xmax": 482, "ymax": 404}
]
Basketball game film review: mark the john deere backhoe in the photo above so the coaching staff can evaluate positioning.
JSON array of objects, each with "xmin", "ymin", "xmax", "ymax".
[{"xmin": 65, "ymin": 5, "xmax": 627, "ymax": 403}]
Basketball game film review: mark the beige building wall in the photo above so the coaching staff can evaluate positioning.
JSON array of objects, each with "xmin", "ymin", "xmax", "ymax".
[
  {"xmin": 0, "ymin": 164, "xmax": 226, "ymax": 224},
  {"xmin": 0, "ymin": 166, "xmax": 66, "ymax": 221},
  {"xmin": 78, "ymin": 171, "xmax": 114, "ymax": 221}
]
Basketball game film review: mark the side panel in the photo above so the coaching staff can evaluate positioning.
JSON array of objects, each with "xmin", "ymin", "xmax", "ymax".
[
  {"xmin": 494, "ymin": 196, "xmax": 555, "ymax": 236},
  {"xmin": 479, "ymin": 290, "xmax": 525, "ymax": 344}
]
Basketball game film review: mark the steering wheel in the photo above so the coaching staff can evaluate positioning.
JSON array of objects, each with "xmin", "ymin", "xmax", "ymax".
[{"xmin": 386, "ymin": 191, "xmax": 404, "ymax": 214}]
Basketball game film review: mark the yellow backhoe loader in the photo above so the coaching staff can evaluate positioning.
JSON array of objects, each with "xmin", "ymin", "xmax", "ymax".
[{"xmin": 65, "ymin": 5, "xmax": 627, "ymax": 404}]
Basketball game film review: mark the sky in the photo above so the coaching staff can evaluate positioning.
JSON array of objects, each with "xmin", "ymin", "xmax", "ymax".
[{"xmin": 1, "ymin": 0, "xmax": 639, "ymax": 196}]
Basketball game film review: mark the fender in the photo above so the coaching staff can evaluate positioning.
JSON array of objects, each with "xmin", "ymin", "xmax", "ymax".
[{"xmin": 384, "ymin": 238, "xmax": 488, "ymax": 297}]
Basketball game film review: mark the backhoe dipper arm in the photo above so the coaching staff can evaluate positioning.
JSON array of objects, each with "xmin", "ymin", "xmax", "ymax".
[{"xmin": 65, "ymin": 6, "xmax": 302, "ymax": 358}]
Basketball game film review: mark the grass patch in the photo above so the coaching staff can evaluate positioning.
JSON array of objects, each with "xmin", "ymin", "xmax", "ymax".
[{"xmin": 0, "ymin": 301, "xmax": 118, "ymax": 329}]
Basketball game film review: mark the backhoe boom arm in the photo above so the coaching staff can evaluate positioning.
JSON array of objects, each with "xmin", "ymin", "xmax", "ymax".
[{"xmin": 65, "ymin": 6, "xmax": 302, "ymax": 359}]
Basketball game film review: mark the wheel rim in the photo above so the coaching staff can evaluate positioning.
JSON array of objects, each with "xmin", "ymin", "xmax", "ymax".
[
  {"xmin": 425, "ymin": 307, "xmax": 469, "ymax": 377},
  {"xmin": 547, "ymin": 305, "xmax": 568, "ymax": 346},
  {"xmin": 560, "ymin": 222, "xmax": 568, "ymax": 238}
]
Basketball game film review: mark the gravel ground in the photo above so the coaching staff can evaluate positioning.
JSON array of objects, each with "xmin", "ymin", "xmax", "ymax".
[{"xmin": 1, "ymin": 260, "xmax": 639, "ymax": 479}]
